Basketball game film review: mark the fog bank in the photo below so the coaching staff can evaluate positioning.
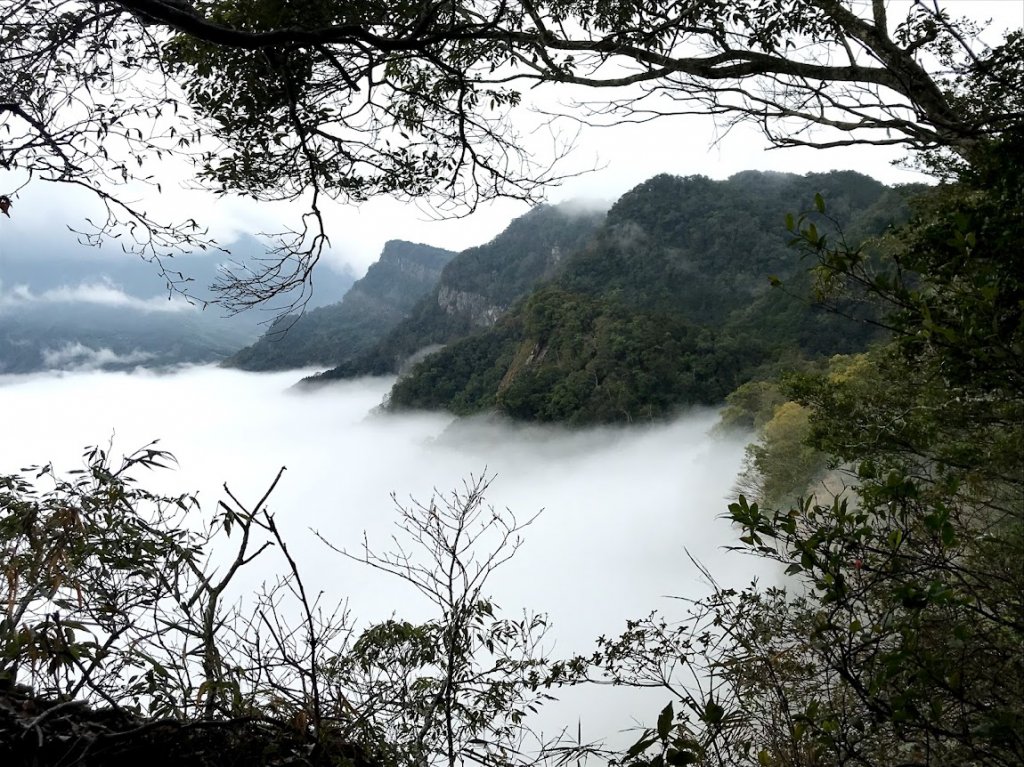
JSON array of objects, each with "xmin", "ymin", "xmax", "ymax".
[{"xmin": 0, "ymin": 365, "xmax": 768, "ymax": 743}]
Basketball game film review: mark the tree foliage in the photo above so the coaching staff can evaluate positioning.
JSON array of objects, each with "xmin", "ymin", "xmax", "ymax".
[
  {"xmin": 583, "ymin": 131, "xmax": 1024, "ymax": 767},
  {"xmin": 517, "ymin": 0, "xmax": 1023, "ymax": 159},
  {"xmin": 1, "ymin": 445, "xmax": 201, "ymax": 700},
  {"xmin": 3, "ymin": 3, "xmax": 1023, "ymax": 766},
  {"xmin": 319, "ymin": 476, "xmax": 563, "ymax": 767},
  {"xmin": 0, "ymin": 0, "xmax": 564, "ymax": 311},
  {"xmin": 2, "ymin": 1, "xmax": 1018, "ymax": 309},
  {"xmin": 1, "ymin": 449, "xmax": 581, "ymax": 767}
]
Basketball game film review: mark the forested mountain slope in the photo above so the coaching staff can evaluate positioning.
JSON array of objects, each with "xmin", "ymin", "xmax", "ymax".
[
  {"xmin": 223, "ymin": 241, "xmax": 455, "ymax": 371},
  {"xmin": 304, "ymin": 203, "xmax": 605, "ymax": 382},
  {"xmin": 388, "ymin": 171, "xmax": 918, "ymax": 423}
]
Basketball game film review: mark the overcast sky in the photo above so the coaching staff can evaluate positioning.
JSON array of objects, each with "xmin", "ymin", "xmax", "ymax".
[{"xmin": 0, "ymin": 1, "xmax": 1019, "ymax": 280}]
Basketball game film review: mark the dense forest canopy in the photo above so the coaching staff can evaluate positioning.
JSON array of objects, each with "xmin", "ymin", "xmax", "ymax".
[
  {"xmin": 307, "ymin": 203, "xmax": 605, "ymax": 380},
  {"xmin": 387, "ymin": 170, "xmax": 903, "ymax": 423}
]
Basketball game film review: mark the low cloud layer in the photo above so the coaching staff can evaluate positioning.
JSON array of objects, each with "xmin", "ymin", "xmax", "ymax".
[
  {"xmin": 0, "ymin": 366, "xmax": 767, "ymax": 745},
  {"xmin": 554, "ymin": 197, "xmax": 612, "ymax": 216},
  {"xmin": 0, "ymin": 278, "xmax": 193, "ymax": 313}
]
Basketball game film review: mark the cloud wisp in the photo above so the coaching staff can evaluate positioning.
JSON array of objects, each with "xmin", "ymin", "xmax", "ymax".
[
  {"xmin": 0, "ymin": 278, "xmax": 194, "ymax": 313},
  {"xmin": 40, "ymin": 342, "xmax": 158, "ymax": 371}
]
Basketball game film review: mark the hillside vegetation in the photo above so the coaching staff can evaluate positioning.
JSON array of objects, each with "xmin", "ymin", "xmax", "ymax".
[{"xmin": 389, "ymin": 171, "xmax": 916, "ymax": 422}]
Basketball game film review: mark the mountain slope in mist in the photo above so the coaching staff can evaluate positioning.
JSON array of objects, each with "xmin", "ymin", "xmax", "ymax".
[
  {"xmin": 223, "ymin": 240, "xmax": 456, "ymax": 371},
  {"xmin": 304, "ymin": 203, "xmax": 606, "ymax": 383},
  {"xmin": 388, "ymin": 171, "xmax": 917, "ymax": 423}
]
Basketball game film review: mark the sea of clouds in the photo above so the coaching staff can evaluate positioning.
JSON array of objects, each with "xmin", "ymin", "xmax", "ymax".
[{"xmin": 0, "ymin": 365, "xmax": 771, "ymax": 746}]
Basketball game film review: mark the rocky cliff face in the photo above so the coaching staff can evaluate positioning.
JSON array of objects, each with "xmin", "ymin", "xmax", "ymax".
[
  {"xmin": 436, "ymin": 286, "xmax": 504, "ymax": 327},
  {"xmin": 434, "ymin": 245, "xmax": 568, "ymax": 328},
  {"xmin": 374, "ymin": 239, "xmax": 454, "ymax": 283},
  {"xmin": 419, "ymin": 210, "xmax": 604, "ymax": 335}
]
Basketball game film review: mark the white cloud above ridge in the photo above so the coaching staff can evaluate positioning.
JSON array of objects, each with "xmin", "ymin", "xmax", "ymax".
[{"xmin": 0, "ymin": 278, "xmax": 194, "ymax": 313}]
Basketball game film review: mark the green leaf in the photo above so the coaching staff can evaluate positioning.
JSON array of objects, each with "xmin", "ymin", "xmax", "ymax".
[{"xmin": 703, "ymin": 699, "xmax": 725, "ymax": 725}]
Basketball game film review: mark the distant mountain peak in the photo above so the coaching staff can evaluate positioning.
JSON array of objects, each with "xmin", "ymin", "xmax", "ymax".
[{"xmin": 222, "ymin": 240, "xmax": 455, "ymax": 372}]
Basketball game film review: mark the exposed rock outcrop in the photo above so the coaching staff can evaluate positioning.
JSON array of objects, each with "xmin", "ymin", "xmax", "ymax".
[{"xmin": 436, "ymin": 287, "xmax": 503, "ymax": 327}]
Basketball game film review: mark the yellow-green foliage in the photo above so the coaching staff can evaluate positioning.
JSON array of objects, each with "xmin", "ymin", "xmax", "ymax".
[
  {"xmin": 737, "ymin": 400, "xmax": 825, "ymax": 509},
  {"xmin": 718, "ymin": 379, "xmax": 787, "ymax": 432}
]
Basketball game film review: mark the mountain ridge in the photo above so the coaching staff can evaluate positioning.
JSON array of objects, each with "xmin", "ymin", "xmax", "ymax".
[
  {"xmin": 303, "ymin": 203, "xmax": 605, "ymax": 383},
  {"xmin": 223, "ymin": 240, "xmax": 457, "ymax": 372},
  {"xmin": 386, "ymin": 170, "xmax": 918, "ymax": 422}
]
